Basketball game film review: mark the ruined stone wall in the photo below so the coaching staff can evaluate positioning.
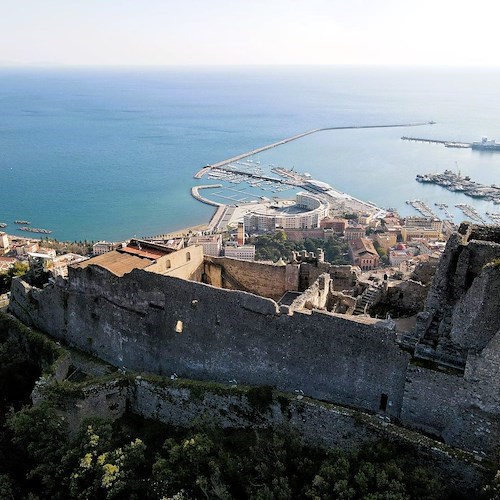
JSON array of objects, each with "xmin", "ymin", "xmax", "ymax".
[
  {"xmin": 206, "ymin": 257, "xmax": 288, "ymax": 300},
  {"xmin": 416, "ymin": 224, "xmax": 500, "ymax": 350},
  {"xmin": 8, "ymin": 222, "xmax": 500, "ymax": 456},
  {"xmin": 383, "ymin": 280, "xmax": 429, "ymax": 315},
  {"xmin": 450, "ymin": 263, "xmax": 500, "ymax": 350},
  {"xmin": 289, "ymin": 274, "xmax": 330, "ymax": 311},
  {"xmin": 130, "ymin": 379, "xmax": 488, "ymax": 494},
  {"xmin": 10, "ymin": 265, "xmax": 409, "ymax": 419},
  {"xmin": 34, "ymin": 371, "xmax": 489, "ymax": 496},
  {"xmin": 400, "ymin": 360, "xmax": 500, "ymax": 458}
]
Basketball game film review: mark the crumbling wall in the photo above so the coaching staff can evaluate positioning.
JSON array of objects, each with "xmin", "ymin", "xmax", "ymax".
[
  {"xmin": 327, "ymin": 291, "xmax": 356, "ymax": 315},
  {"xmin": 130, "ymin": 378, "xmax": 488, "ymax": 495},
  {"xmin": 8, "ymin": 223, "xmax": 500, "ymax": 457},
  {"xmin": 328, "ymin": 265, "xmax": 360, "ymax": 292},
  {"xmin": 10, "ymin": 265, "xmax": 409, "ymax": 419},
  {"xmin": 416, "ymin": 223, "xmax": 500, "ymax": 348},
  {"xmin": 289, "ymin": 274, "xmax": 330, "ymax": 311},
  {"xmin": 206, "ymin": 256, "xmax": 288, "ymax": 300},
  {"xmin": 410, "ymin": 259, "xmax": 438, "ymax": 285},
  {"xmin": 35, "ymin": 372, "xmax": 490, "ymax": 496},
  {"xmin": 382, "ymin": 280, "xmax": 429, "ymax": 316},
  {"xmin": 400, "ymin": 360, "xmax": 500, "ymax": 458},
  {"xmin": 450, "ymin": 263, "xmax": 500, "ymax": 350}
]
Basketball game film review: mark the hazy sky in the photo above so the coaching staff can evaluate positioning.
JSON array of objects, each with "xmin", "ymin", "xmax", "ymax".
[{"xmin": 1, "ymin": 0, "xmax": 500, "ymax": 66}]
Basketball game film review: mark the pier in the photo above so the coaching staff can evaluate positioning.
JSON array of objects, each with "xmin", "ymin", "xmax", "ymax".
[
  {"xmin": 195, "ymin": 122, "xmax": 435, "ymax": 177},
  {"xmin": 401, "ymin": 137, "xmax": 471, "ymax": 148},
  {"xmin": 191, "ymin": 185, "xmax": 224, "ymax": 207},
  {"xmin": 455, "ymin": 204, "xmax": 487, "ymax": 224},
  {"xmin": 406, "ymin": 199, "xmax": 438, "ymax": 218},
  {"xmin": 416, "ymin": 170, "xmax": 500, "ymax": 203},
  {"xmin": 212, "ymin": 165, "xmax": 289, "ymax": 185}
]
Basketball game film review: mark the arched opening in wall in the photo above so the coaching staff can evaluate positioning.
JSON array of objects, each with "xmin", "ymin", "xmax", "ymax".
[
  {"xmin": 379, "ymin": 393, "xmax": 388, "ymax": 412},
  {"xmin": 166, "ymin": 260, "xmax": 171, "ymax": 270},
  {"xmin": 186, "ymin": 252, "xmax": 191, "ymax": 262}
]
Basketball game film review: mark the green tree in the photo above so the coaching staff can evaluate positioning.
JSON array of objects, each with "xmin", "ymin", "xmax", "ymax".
[{"xmin": 7, "ymin": 403, "xmax": 69, "ymax": 495}]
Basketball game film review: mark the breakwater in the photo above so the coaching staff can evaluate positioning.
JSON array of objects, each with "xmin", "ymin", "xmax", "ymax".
[
  {"xmin": 196, "ymin": 122, "xmax": 434, "ymax": 176},
  {"xmin": 402, "ymin": 137, "xmax": 471, "ymax": 148}
]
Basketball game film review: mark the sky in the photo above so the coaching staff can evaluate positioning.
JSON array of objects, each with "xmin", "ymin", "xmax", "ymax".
[{"xmin": 1, "ymin": 0, "xmax": 500, "ymax": 67}]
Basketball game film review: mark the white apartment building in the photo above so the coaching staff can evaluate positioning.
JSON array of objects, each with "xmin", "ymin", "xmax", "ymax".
[
  {"xmin": 187, "ymin": 234, "xmax": 222, "ymax": 257},
  {"xmin": 224, "ymin": 245, "xmax": 255, "ymax": 261},
  {"xmin": 244, "ymin": 192, "xmax": 329, "ymax": 232}
]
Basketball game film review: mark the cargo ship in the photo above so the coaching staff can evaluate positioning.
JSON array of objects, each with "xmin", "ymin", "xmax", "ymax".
[{"xmin": 471, "ymin": 137, "xmax": 500, "ymax": 151}]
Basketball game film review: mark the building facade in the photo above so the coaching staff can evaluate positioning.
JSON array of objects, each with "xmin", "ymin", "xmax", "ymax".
[
  {"xmin": 349, "ymin": 238, "xmax": 380, "ymax": 271},
  {"xmin": 224, "ymin": 245, "xmax": 256, "ymax": 261},
  {"xmin": 188, "ymin": 234, "xmax": 222, "ymax": 257},
  {"xmin": 244, "ymin": 193, "xmax": 329, "ymax": 232}
]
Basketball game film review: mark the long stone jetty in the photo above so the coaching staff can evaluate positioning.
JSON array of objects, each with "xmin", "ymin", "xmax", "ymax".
[{"xmin": 195, "ymin": 121, "xmax": 434, "ymax": 176}]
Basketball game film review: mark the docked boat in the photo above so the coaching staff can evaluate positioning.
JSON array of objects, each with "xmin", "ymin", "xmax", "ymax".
[{"xmin": 471, "ymin": 137, "xmax": 500, "ymax": 151}]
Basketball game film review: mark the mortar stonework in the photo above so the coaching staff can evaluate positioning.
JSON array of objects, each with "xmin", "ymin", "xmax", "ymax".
[{"xmin": 8, "ymin": 223, "xmax": 500, "ymax": 457}]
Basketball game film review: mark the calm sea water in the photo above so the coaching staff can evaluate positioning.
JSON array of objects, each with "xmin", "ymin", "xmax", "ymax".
[{"xmin": 1, "ymin": 66, "xmax": 499, "ymax": 241}]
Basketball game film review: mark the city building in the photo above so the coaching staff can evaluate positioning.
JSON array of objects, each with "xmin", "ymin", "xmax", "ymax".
[
  {"xmin": 187, "ymin": 234, "xmax": 222, "ymax": 257},
  {"xmin": 349, "ymin": 238, "xmax": 380, "ymax": 270},
  {"xmin": 237, "ymin": 222, "xmax": 245, "ymax": 245},
  {"xmin": 244, "ymin": 192, "xmax": 329, "ymax": 232},
  {"xmin": 92, "ymin": 241, "xmax": 122, "ymax": 255},
  {"xmin": 320, "ymin": 218, "xmax": 348, "ymax": 235},
  {"xmin": 224, "ymin": 244, "xmax": 256, "ymax": 261},
  {"xmin": 400, "ymin": 227, "xmax": 442, "ymax": 243},
  {"xmin": 344, "ymin": 225, "xmax": 366, "ymax": 241},
  {"xmin": 374, "ymin": 233, "xmax": 398, "ymax": 251},
  {"xmin": 389, "ymin": 247, "xmax": 413, "ymax": 266},
  {"xmin": 0, "ymin": 256, "xmax": 16, "ymax": 272},
  {"xmin": 14, "ymin": 241, "xmax": 39, "ymax": 257},
  {"xmin": 0, "ymin": 232, "xmax": 9, "ymax": 254},
  {"xmin": 403, "ymin": 216, "xmax": 442, "ymax": 231},
  {"xmin": 284, "ymin": 228, "xmax": 327, "ymax": 241},
  {"xmin": 52, "ymin": 253, "xmax": 88, "ymax": 278}
]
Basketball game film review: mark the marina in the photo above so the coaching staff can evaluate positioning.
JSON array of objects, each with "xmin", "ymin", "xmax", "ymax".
[
  {"xmin": 455, "ymin": 205, "xmax": 488, "ymax": 225},
  {"xmin": 487, "ymin": 212, "xmax": 500, "ymax": 224},
  {"xmin": 416, "ymin": 170, "xmax": 500, "ymax": 204},
  {"xmin": 405, "ymin": 199, "xmax": 438, "ymax": 218},
  {"xmin": 434, "ymin": 203, "xmax": 454, "ymax": 221}
]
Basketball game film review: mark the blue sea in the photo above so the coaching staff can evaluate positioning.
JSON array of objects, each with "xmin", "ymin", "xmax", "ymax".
[{"xmin": 1, "ymin": 66, "xmax": 500, "ymax": 242}]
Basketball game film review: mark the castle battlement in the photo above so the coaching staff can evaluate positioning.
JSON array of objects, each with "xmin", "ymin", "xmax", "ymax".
[{"xmin": 8, "ymin": 223, "xmax": 500, "ymax": 457}]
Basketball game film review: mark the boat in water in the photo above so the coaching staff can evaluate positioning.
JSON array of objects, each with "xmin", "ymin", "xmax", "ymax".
[{"xmin": 471, "ymin": 137, "xmax": 500, "ymax": 151}]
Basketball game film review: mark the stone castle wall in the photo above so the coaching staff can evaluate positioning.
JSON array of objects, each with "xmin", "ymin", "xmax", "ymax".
[
  {"xmin": 8, "ymin": 223, "xmax": 500, "ymax": 457},
  {"xmin": 10, "ymin": 264, "xmax": 409, "ymax": 420},
  {"xmin": 205, "ymin": 257, "xmax": 288, "ymax": 300},
  {"xmin": 33, "ymin": 372, "xmax": 489, "ymax": 496}
]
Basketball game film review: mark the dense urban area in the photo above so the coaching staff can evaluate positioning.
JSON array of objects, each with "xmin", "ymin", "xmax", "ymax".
[{"xmin": 1, "ymin": 163, "xmax": 500, "ymax": 499}]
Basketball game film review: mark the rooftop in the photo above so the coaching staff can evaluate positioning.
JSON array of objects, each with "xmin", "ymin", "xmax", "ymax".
[{"xmin": 73, "ymin": 250, "xmax": 154, "ymax": 277}]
